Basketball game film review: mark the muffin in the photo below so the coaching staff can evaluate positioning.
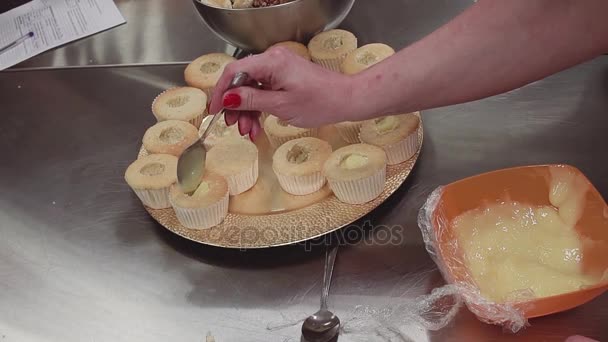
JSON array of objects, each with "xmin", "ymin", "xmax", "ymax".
[
  {"xmin": 124, "ymin": 154, "xmax": 178, "ymax": 209},
  {"xmin": 270, "ymin": 41, "xmax": 311, "ymax": 60},
  {"xmin": 334, "ymin": 121, "xmax": 363, "ymax": 144},
  {"xmin": 198, "ymin": 113, "xmax": 248, "ymax": 150},
  {"xmin": 232, "ymin": 0, "xmax": 253, "ymax": 8},
  {"xmin": 323, "ymin": 144, "xmax": 387, "ymax": 204},
  {"xmin": 152, "ymin": 87, "xmax": 207, "ymax": 128},
  {"xmin": 202, "ymin": 0, "xmax": 232, "ymax": 8},
  {"xmin": 308, "ymin": 29, "xmax": 357, "ymax": 72},
  {"xmin": 264, "ymin": 115, "xmax": 319, "ymax": 148},
  {"xmin": 340, "ymin": 43, "xmax": 395, "ymax": 75},
  {"xmin": 333, "ymin": 44, "xmax": 395, "ymax": 143},
  {"xmin": 272, "ymin": 137, "xmax": 332, "ymax": 195},
  {"xmin": 359, "ymin": 113, "xmax": 420, "ymax": 165},
  {"xmin": 206, "ymin": 139, "xmax": 259, "ymax": 195},
  {"xmin": 143, "ymin": 120, "xmax": 199, "ymax": 156},
  {"xmin": 184, "ymin": 53, "xmax": 236, "ymax": 98},
  {"xmin": 170, "ymin": 172, "xmax": 229, "ymax": 229}
]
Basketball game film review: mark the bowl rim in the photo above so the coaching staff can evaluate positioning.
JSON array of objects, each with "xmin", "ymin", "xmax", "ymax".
[
  {"xmin": 444, "ymin": 164, "xmax": 607, "ymax": 206},
  {"xmin": 193, "ymin": 0, "xmax": 320, "ymax": 12}
]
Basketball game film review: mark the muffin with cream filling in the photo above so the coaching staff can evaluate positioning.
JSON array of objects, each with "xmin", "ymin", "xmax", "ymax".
[
  {"xmin": 206, "ymin": 139, "xmax": 259, "ymax": 195},
  {"xmin": 170, "ymin": 172, "xmax": 229, "ymax": 229},
  {"xmin": 359, "ymin": 113, "xmax": 420, "ymax": 165},
  {"xmin": 198, "ymin": 113, "xmax": 248, "ymax": 150},
  {"xmin": 323, "ymin": 144, "xmax": 387, "ymax": 204}
]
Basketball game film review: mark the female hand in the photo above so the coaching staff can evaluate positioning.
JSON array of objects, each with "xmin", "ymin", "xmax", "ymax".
[{"xmin": 208, "ymin": 47, "xmax": 365, "ymax": 139}]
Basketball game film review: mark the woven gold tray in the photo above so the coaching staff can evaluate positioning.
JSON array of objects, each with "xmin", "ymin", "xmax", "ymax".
[{"xmin": 139, "ymin": 114, "xmax": 423, "ymax": 249}]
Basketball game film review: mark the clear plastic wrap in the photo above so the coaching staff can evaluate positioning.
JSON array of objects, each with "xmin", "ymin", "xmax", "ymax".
[{"xmin": 417, "ymin": 186, "xmax": 528, "ymax": 333}]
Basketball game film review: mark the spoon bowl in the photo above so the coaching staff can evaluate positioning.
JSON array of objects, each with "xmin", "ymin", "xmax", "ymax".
[
  {"xmin": 301, "ymin": 245, "xmax": 340, "ymax": 342},
  {"xmin": 176, "ymin": 72, "xmax": 252, "ymax": 193},
  {"xmin": 302, "ymin": 309, "xmax": 340, "ymax": 342}
]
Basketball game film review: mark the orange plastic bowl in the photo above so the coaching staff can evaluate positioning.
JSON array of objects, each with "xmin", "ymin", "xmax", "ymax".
[{"xmin": 431, "ymin": 164, "xmax": 608, "ymax": 319}]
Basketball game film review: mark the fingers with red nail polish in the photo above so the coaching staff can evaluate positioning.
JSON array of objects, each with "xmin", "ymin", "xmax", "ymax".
[
  {"xmin": 249, "ymin": 113, "xmax": 262, "ymax": 140},
  {"xmin": 225, "ymin": 111, "xmax": 239, "ymax": 126},
  {"xmin": 223, "ymin": 93, "xmax": 241, "ymax": 108}
]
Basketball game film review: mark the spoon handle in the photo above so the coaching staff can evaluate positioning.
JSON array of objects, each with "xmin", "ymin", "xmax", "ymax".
[
  {"xmin": 320, "ymin": 245, "xmax": 338, "ymax": 311},
  {"xmin": 199, "ymin": 72, "xmax": 251, "ymax": 142}
]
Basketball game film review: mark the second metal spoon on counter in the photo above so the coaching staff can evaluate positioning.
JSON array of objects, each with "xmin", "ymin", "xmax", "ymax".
[
  {"xmin": 176, "ymin": 71, "xmax": 252, "ymax": 194},
  {"xmin": 302, "ymin": 245, "xmax": 340, "ymax": 342}
]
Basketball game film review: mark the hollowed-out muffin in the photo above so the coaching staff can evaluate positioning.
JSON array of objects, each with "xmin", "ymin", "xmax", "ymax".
[
  {"xmin": 143, "ymin": 120, "xmax": 199, "ymax": 156},
  {"xmin": 184, "ymin": 53, "xmax": 236, "ymax": 99},
  {"xmin": 152, "ymin": 87, "xmax": 207, "ymax": 128},
  {"xmin": 272, "ymin": 137, "xmax": 332, "ymax": 195},
  {"xmin": 124, "ymin": 154, "xmax": 178, "ymax": 209},
  {"xmin": 308, "ymin": 29, "xmax": 357, "ymax": 72}
]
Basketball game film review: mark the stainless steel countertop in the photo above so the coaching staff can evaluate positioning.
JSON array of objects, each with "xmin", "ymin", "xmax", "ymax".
[
  {"xmin": 1, "ymin": 0, "xmax": 608, "ymax": 341},
  {"xmin": 11, "ymin": 0, "xmax": 471, "ymax": 69}
]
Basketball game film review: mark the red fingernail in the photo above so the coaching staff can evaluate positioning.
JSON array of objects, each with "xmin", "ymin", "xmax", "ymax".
[
  {"xmin": 249, "ymin": 131, "xmax": 254, "ymax": 141},
  {"xmin": 223, "ymin": 94, "xmax": 241, "ymax": 108}
]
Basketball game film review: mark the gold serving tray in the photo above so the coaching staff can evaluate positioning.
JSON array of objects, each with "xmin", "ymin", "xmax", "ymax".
[{"xmin": 138, "ymin": 114, "xmax": 423, "ymax": 249}]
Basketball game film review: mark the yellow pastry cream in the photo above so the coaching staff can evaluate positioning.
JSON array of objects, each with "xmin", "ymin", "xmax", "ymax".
[
  {"xmin": 339, "ymin": 153, "xmax": 368, "ymax": 170},
  {"xmin": 453, "ymin": 166, "xmax": 602, "ymax": 303},
  {"xmin": 323, "ymin": 144, "xmax": 386, "ymax": 204},
  {"xmin": 170, "ymin": 172, "xmax": 229, "ymax": 229}
]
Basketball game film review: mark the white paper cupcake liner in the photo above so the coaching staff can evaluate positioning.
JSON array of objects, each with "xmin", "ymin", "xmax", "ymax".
[
  {"xmin": 275, "ymin": 170, "xmax": 326, "ymax": 196},
  {"xmin": 189, "ymin": 114, "xmax": 205, "ymax": 129},
  {"xmin": 202, "ymin": 87, "xmax": 214, "ymax": 102},
  {"xmin": 336, "ymin": 123, "xmax": 363, "ymax": 144},
  {"xmin": 260, "ymin": 112, "xmax": 270, "ymax": 125},
  {"xmin": 328, "ymin": 167, "xmax": 386, "ymax": 204},
  {"xmin": 225, "ymin": 158, "xmax": 259, "ymax": 195},
  {"xmin": 312, "ymin": 55, "xmax": 348, "ymax": 73},
  {"xmin": 171, "ymin": 191, "xmax": 229, "ymax": 229},
  {"xmin": 133, "ymin": 187, "xmax": 172, "ymax": 209},
  {"xmin": 383, "ymin": 130, "xmax": 419, "ymax": 165},
  {"xmin": 267, "ymin": 128, "xmax": 319, "ymax": 149}
]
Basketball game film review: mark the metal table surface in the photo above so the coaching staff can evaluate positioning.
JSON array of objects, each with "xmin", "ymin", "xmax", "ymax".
[
  {"xmin": 1, "ymin": 0, "xmax": 608, "ymax": 341},
  {"xmin": 11, "ymin": 0, "xmax": 471, "ymax": 69}
]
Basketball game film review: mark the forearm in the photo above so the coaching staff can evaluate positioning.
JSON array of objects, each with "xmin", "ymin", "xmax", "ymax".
[{"xmin": 352, "ymin": 0, "xmax": 608, "ymax": 119}]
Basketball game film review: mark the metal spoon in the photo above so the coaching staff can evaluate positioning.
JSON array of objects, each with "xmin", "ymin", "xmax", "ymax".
[
  {"xmin": 302, "ymin": 245, "xmax": 340, "ymax": 342},
  {"xmin": 176, "ymin": 72, "xmax": 252, "ymax": 194}
]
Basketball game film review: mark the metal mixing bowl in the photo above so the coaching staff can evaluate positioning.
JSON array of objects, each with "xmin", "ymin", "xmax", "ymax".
[{"xmin": 192, "ymin": 0, "xmax": 356, "ymax": 53}]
